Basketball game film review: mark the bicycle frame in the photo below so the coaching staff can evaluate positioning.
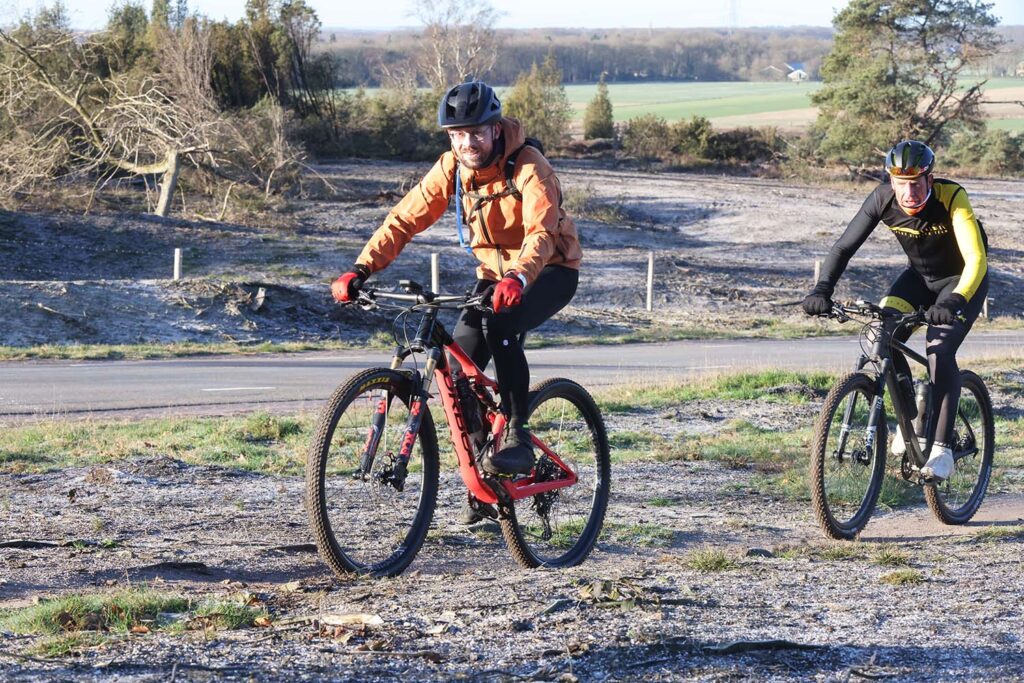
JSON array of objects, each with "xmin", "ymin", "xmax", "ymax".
[
  {"xmin": 836, "ymin": 301, "xmax": 984, "ymax": 477},
  {"xmin": 360, "ymin": 286, "xmax": 578, "ymax": 505}
]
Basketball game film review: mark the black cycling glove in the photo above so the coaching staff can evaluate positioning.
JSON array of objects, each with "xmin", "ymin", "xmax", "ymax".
[
  {"xmin": 927, "ymin": 293, "xmax": 967, "ymax": 326},
  {"xmin": 802, "ymin": 282, "xmax": 834, "ymax": 316}
]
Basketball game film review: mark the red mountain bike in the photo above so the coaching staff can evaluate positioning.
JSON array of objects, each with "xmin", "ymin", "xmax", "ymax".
[{"xmin": 306, "ymin": 280, "xmax": 611, "ymax": 578}]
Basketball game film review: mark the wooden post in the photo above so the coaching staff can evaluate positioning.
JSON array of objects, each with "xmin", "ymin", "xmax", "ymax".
[
  {"xmin": 173, "ymin": 248, "xmax": 182, "ymax": 281},
  {"xmin": 813, "ymin": 258, "xmax": 821, "ymax": 284},
  {"xmin": 646, "ymin": 251, "xmax": 654, "ymax": 312},
  {"xmin": 431, "ymin": 253, "xmax": 440, "ymax": 293}
]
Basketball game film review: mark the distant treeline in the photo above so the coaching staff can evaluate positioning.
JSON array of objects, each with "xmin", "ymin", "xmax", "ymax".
[{"xmin": 322, "ymin": 25, "xmax": 1024, "ymax": 87}]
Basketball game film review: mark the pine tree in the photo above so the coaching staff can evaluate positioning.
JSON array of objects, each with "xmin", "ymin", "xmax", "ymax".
[
  {"xmin": 582, "ymin": 74, "xmax": 614, "ymax": 139},
  {"xmin": 812, "ymin": 0, "xmax": 1001, "ymax": 166},
  {"xmin": 504, "ymin": 53, "xmax": 571, "ymax": 149}
]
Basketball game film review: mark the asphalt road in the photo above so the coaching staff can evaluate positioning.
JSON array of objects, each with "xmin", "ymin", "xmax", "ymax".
[{"xmin": 1, "ymin": 331, "xmax": 1021, "ymax": 420}]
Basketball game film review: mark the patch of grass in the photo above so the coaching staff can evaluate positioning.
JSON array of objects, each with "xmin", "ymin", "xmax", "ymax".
[
  {"xmin": 597, "ymin": 370, "xmax": 835, "ymax": 413},
  {"xmin": 880, "ymin": 569, "xmax": 925, "ymax": 585},
  {"xmin": 684, "ymin": 546, "xmax": 740, "ymax": 572},
  {"xmin": 0, "ymin": 340, "xmax": 368, "ymax": 361},
  {"xmin": 0, "ymin": 590, "xmax": 189, "ymax": 636},
  {"xmin": 187, "ymin": 599, "xmax": 267, "ymax": 631},
  {"xmin": 818, "ymin": 543, "xmax": 864, "ymax": 561},
  {"xmin": 972, "ymin": 525, "xmax": 1024, "ymax": 541},
  {"xmin": 773, "ymin": 543, "xmax": 812, "ymax": 560},
  {"xmin": 562, "ymin": 184, "xmax": 632, "ymax": 224},
  {"xmin": 871, "ymin": 544, "xmax": 912, "ymax": 567},
  {"xmin": 0, "ymin": 413, "xmax": 315, "ymax": 474},
  {"xmin": 648, "ymin": 497, "xmax": 678, "ymax": 507},
  {"xmin": 0, "ymin": 590, "xmax": 267, "ymax": 656},
  {"xmin": 604, "ymin": 522, "xmax": 675, "ymax": 548}
]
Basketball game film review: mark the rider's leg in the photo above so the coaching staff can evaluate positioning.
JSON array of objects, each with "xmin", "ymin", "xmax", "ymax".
[
  {"xmin": 881, "ymin": 269, "xmax": 930, "ymax": 455},
  {"xmin": 451, "ymin": 279, "xmax": 496, "ymax": 372},
  {"xmin": 481, "ymin": 265, "xmax": 579, "ymax": 474},
  {"xmin": 920, "ymin": 276, "xmax": 988, "ymax": 480}
]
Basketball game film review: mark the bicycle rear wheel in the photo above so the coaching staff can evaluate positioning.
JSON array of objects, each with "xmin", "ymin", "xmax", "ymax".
[
  {"xmin": 810, "ymin": 372, "xmax": 887, "ymax": 540},
  {"xmin": 924, "ymin": 370, "xmax": 994, "ymax": 524},
  {"xmin": 306, "ymin": 368, "xmax": 439, "ymax": 578},
  {"xmin": 500, "ymin": 378, "xmax": 610, "ymax": 568}
]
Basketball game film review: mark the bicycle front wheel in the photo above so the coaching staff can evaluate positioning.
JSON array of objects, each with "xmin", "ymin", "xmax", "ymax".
[
  {"xmin": 924, "ymin": 370, "xmax": 994, "ymax": 524},
  {"xmin": 810, "ymin": 372, "xmax": 887, "ymax": 540},
  {"xmin": 306, "ymin": 368, "xmax": 439, "ymax": 578},
  {"xmin": 500, "ymin": 378, "xmax": 611, "ymax": 569}
]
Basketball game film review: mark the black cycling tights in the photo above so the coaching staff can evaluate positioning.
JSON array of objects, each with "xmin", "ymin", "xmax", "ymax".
[
  {"xmin": 452, "ymin": 265, "xmax": 579, "ymax": 426},
  {"xmin": 885, "ymin": 269, "xmax": 989, "ymax": 446}
]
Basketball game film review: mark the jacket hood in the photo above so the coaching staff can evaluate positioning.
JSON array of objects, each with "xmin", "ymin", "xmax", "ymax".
[{"xmin": 496, "ymin": 116, "xmax": 526, "ymax": 164}]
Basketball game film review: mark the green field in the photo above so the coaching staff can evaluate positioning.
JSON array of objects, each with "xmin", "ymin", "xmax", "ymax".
[
  {"xmin": 345, "ymin": 77, "xmax": 1024, "ymax": 129},
  {"xmin": 561, "ymin": 77, "xmax": 1024, "ymax": 124},
  {"xmin": 561, "ymin": 81, "xmax": 822, "ymax": 122}
]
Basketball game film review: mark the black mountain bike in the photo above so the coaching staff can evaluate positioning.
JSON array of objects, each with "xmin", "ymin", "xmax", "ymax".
[{"xmin": 809, "ymin": 301, "xmax": 994, "ymax": 540}]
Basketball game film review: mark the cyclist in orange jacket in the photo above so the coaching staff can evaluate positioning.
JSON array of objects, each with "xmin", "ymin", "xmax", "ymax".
[
  {"xmin": 802, "ymin": 140, "xmax": 989, "ymax": 482},
  {"xmin": 331, "ymin": 80, "xmax": 581, "ymax": 481}
]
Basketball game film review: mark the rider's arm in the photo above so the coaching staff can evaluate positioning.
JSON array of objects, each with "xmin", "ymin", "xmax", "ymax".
[
  {"xmin": 815, "ymin": 187, "xmax": 885, "ymax": 293},
  {"xmin": 946, "ymin": 187, "xmax": 987, "ymax": 302},
  {"xmin": 508, "ymin": 151, "xmax": 564, "ymax": 284},
  {"xmin": 355, "ymin": 155, "xmax": 456, "ymax": 273}
]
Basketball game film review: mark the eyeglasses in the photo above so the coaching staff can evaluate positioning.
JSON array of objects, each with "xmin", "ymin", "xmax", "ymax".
[
  {"xmin": 447, "ymin": 127, "xmax": 493, "ymax": 143},
  {"xmin": 888, "ymin": 166, "xmax": 928, "ymax": 178}
]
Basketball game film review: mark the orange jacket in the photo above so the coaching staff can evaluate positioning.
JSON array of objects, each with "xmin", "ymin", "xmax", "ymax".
[{"xmin": 355, "ymin": 117, "xmax": 581, "ymax": 284}]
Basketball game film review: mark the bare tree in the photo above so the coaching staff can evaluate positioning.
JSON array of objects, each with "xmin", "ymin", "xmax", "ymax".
[
  {"xmin": 0, "ymin": 17, "xmax": 306, "ymax": 216},
  {"xmin": 412, "ymin": 0, "xmax": 500, "ymax": 88},
  {"xmin": 0, "ymin": 25, "xmax": 214, "ymax": 215}
]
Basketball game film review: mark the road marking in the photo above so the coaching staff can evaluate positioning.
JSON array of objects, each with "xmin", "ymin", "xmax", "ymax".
[{"xmin": 201, "ymin": 386, "xmax": 277, "ymax": 392}]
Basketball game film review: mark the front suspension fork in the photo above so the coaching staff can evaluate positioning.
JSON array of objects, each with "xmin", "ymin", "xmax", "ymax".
[{"xmin": 387, "ymin": 348, "xmax": 442, "ymax": 492}]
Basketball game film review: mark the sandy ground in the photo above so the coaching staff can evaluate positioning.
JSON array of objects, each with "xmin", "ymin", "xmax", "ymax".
[
  {"xmin": 2, "ymin": 164, "xmax": 1023, "ymax": 681},
  {"xmin": 2, "ymin": 161, "xmax": 1023, "ymax": 348}
]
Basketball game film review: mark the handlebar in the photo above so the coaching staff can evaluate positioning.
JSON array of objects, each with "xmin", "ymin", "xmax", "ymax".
[
  {"xmin": 349, "ymin": 279, "xmax": 492, "ymax": 313},
  {"xmin": 820, "ymin": 300, "xmax": 926, "ymax": 327}
]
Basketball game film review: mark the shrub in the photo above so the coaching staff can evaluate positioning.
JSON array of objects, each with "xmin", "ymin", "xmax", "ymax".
[
  {"xmin": 944, "ymin": 128, "xmax": 1024, "ymax": 177},
  {"xmin": 621, "ymin": 114, "xmax": 670, "ymax": 160},
  {"xmin": 669, "ymin": 116, "xmax": 713, "ymax": 157}
]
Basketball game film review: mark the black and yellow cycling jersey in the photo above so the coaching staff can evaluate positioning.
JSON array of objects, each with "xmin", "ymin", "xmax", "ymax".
[{"xmin": 817, "ymin": 179, "xmax": 988, "ymax": 302}]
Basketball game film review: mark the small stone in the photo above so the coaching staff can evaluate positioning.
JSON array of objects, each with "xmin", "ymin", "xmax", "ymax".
[{"xmin": 746, "ymin": 548, "xmax": 774, "ymax": 558}]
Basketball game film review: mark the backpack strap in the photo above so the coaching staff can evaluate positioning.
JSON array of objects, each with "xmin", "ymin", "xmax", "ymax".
[{"xmin": 453, "ymin": 164, "xmax": 474, "ymax": 256}]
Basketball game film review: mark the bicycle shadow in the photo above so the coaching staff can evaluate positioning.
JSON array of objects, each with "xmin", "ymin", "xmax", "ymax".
[
  {"xmin": 571, "ymin": 639, "xmax": 1024, "ymax": 681},
  {"xmin": 858, "ymin": 493, "xmax": 1024, "ymax": 543}
]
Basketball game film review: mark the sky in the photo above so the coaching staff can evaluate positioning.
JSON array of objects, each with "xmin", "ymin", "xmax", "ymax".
[{"xmin": 3, "ymin": 0, "xmax": 1023, "ymax": 31}]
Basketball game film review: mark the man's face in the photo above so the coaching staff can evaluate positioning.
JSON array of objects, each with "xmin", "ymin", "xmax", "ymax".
[
  {"xmin": 890, "ymin": 173, "xmax": 933, "ymax": 213},
  {"xmin": 448, "ymin": 123, "xmax": 500, "ymax": 169}
]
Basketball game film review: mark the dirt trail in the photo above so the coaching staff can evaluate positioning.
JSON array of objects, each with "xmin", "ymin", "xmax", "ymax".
[{"xmin": 863, "ymin": 493, "xmax": 1024, "ymax": 542}]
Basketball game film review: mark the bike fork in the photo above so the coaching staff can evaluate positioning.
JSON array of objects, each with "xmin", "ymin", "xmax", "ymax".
[
  {"xmin": 390, "ymin": 348, "xmax": 443, "ymax": 492},
  {"xmin": 355, "ymin": 355, "xmax": 407, "ymax": 479}
]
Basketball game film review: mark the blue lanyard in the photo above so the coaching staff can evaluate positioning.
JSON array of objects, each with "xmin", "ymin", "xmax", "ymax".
[{"xmin": 454, "ymin": 166, "xmax": 474, "ymax": 256}]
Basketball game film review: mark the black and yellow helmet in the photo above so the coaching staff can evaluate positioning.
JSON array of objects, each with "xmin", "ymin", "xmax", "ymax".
[
  {"xmin": 884, "ymin": 140, "xmax": 935, "ymax": 179},
  {"xmin": 437, "ymin": 81, "xmax": 502, "ymax": 129}
]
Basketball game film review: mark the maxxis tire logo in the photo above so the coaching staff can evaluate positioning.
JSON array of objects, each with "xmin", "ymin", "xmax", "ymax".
[{"xmin": 357, "ymin": 377, "xmax": 390, "ymax": 393}]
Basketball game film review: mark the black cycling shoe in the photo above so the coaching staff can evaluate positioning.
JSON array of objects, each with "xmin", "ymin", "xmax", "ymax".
[
  {"xmin": 482, "ymin": 425, "xmax": 535, "ymax": 475},
  {"xmin": 460, "ymin": 504, "xmax": 484, "ymax": 525}
]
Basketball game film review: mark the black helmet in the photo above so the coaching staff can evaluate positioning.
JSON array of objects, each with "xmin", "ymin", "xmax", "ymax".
[
  {"xmin": 437, "ymin": 81, "xmax": 502, "ymax": 129},
  {"xmin": 885, "ymin": 140, "xmax": 935, "ymax": 178}
]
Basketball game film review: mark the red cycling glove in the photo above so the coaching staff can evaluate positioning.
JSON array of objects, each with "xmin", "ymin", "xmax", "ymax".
[
  {"xmin": 492, "ymin": 273, "xmax": 525, "ymax": 313},
  {"xmin": 331, "ymin": 264, "xmax": 370, "ymax": 302}
]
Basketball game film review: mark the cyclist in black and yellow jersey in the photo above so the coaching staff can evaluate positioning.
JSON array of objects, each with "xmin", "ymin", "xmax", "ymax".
[{"xmin": 802, "ymin": 140, "xmax": 989, "ymax": 482}]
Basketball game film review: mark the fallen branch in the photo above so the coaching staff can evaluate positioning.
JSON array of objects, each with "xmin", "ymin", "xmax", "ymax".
[
  {"xmin": 703, "ymin": 639, "xmax": 822, "ymax": 655},
  {"xmin": 320, "ymin": 647, "xmax": 443, "ymax": 663}
]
